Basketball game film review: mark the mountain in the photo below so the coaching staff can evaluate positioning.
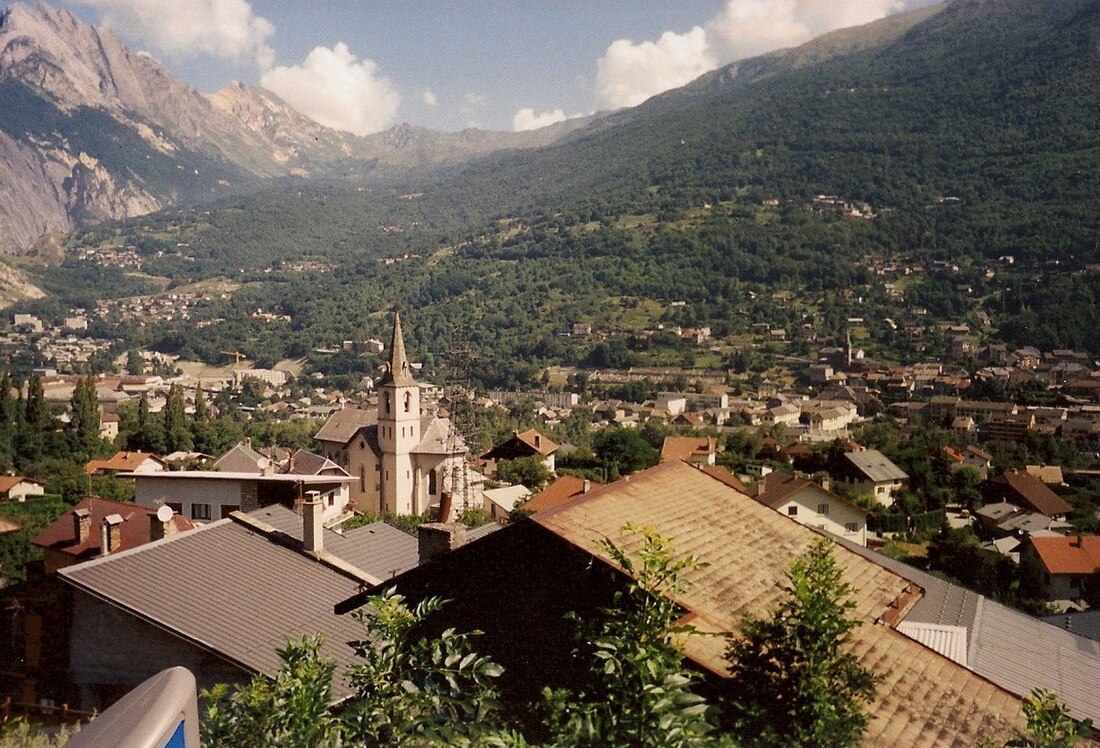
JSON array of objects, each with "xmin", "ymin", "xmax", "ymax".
[{"xmin": 0, "ymin": 1, "xmax": 586, "ymax": 254}]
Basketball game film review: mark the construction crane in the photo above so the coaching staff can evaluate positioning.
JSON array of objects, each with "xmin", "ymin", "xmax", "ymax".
[{"xmin": 220, "ymin": 350, "xmax": 245, "ymax": 367}]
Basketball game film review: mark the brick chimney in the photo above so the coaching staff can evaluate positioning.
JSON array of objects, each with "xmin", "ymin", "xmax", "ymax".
[
  {"xmin": 418, "ymin": 522, "xmax": 467, "ymax": 565},
  {"xmin": 100, "ymin": 514, "xmax": 123, "ymax": 556},
  {"xmin": 73, "ymin": 507, "xmax": 91, "ymax": 543},
  {"xmin": 303, "ymin": 490, "xmax": 323, "ymax": 553},
  {"xmin": 438, "ymin": 491, "xmax": 453, "ymax": 523}
]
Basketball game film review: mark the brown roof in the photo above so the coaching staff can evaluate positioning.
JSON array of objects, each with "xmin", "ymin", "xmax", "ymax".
[
  {"xmin": 1030, "ymin": 535, "xmax": 1100, "ymax": 576},
  {"xmin": 32, "ymin": 496, "xmax": 193, "ymax": 560},
  {"xmin": 0, "ymin": 517, "xmax": 19, "ymax": 534},
  {"xmin": 84, "ymin": 451, "xmax": 166, "ymax": 475},
  {"xmin": 533, "ymin": 461, "xmax": 1022, "ymax": 745},
  {"xmin": 524, "ymin": 475, "xmax": 590, "ymax": 513},
  {"xmin": 697, "ymin": 465, "xmax": 747, "ymax": 493},
  {"xmin": 482, "ymin": 429, "xmax": 559, "ymax": 460},
  {"xmin": 659, "ymin": 436, "xmax": 715, "ymax": 462},
  {"xmin": 314, "ymin": 406, "xmax": 376, "ymax": 444},
  {"xmin": 286, "ymin": 449, "xmax": 347, "ymax": 476},
  {"xmin": 0, "ymin": 474, "xmax": 44, "ymax": 494},
  {"xmin": 514, "ymin": 429, "xmax": 558, "ymax": 456},
  {"xmin": 992, "ymin": 470, "xmax": 1072, "ymax": 516}
]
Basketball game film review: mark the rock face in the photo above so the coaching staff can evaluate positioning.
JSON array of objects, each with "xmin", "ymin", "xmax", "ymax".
[{"xmin": 0, "ymin": 1, "xmax": 584, "ymax": 255}]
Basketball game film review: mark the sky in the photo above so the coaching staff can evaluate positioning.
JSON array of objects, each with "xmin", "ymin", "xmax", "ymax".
[{"xmin": 56, "ymin": 0, "xmax": 939, "ymax": 136}]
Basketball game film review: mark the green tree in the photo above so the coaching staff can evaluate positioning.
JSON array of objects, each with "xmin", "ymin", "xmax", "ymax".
[
  {"xmin": 125, "ymin": 349, "xmax": 144, "ymax": 375},
  {"xmin": 0, "ymin": 371, "xmax": 14, "ymax": 425},
  {"xmin": 496, "ymin": 455, "xmax": 553, "ymax": 491},
  {"xmin": 23, "ymin": 375, "xmax": 46, "ymax": 429},
  {"xmin": 1002, "ymin": 688, "xmax": 1094, "ymax": 748},
  {"xmin": 69, "ymin": 374, "xmax": 102, "ymax": 454},
  {"xmin": 163, "ymin": 384, "xmax": 192, "ymax": 453},
  {"xmin": 725, "ymin": 537, "xmax": 878, "ymax": 747},
  {"xmin": 593, "ymin": 428, "xmax": 659, "ymax": 478},
  {"xmin": 202, "ymin": 634, "xmax": 341, "ymax": 748}
]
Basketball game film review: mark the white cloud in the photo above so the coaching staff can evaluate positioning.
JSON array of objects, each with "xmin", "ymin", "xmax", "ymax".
[
  {"xmin": 422, "ymin": 89, "xmax": 438, "ymax": 107},
  {"xmin": 260, "ymin": 43, "xmax": 400, "ymax": 136},
  {"xmin": 67, "ymin": 0, "xmax": 275, "ymax": 68},
  {"xmin": 512, "ymin": 108, "xmax": 582, "ymax": 132},
  {"xmin": 595, "ymin": 26, "xmax": 712, "ymax": 110},
  {"xmin": 595, "ymin": 0, "xmax": 917, "ymax": 111}
]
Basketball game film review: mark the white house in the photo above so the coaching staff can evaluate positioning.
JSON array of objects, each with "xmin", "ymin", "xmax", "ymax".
[
  {"xmin": 751, "ymin": 471, "xmax": 869, "ymax": 546},
  {"xmin": 834, "ymin": 449, "xmax": 908, "ymax": 508}
]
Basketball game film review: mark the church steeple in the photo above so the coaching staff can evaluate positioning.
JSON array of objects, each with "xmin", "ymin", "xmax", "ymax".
[{"xmin": 380, "ymin": 309, "xmax": 417, "ymax": 387}]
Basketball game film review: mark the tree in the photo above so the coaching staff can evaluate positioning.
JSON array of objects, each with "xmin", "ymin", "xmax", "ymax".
[
  {"xmin": 125, "ymin": 349, "xmax": 144, "ymax": 375},
  {"xmin": 725, "ymin": 537, "xmax": 878, "ymax": 747},
  {"xmin": 543, "ymin": 525, "xmax": 720, "ymax": 748},
  {"xmin": 163, "ymin": 383, "xmax": 192, "ymax": 453},
  {"xmin": 496, "ymin": 455, "xmax": 552, "ymax": 491},
  {"xmin": 69, "ymin": 374, "xmax": 102, "ymax": 454},
  {"xmin": 202, "ymin": 635, "xmax": 341, "ymax": 748},
  {"xmin": 1000, "ymin": 688, "xmax": 1094, "ymax": 748},
  {"xmin": 23, "ymin": 375, "xmax": 46, "ymax": 429},
  {"xmin": 593, "ymin": 428, "xmax": 659, "ymax": 478}
]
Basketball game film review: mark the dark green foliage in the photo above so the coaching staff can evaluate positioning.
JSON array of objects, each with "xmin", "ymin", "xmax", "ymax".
[
  {"xmin": 593, "ymin": 428, "xmax": 659, "ymax": 478},
  {"xmin": 68, "ymin": 375, "xmax": 102, "ymax": 455},
  {"xmin": 725, "ymin": 538, "xmax": 878, "ymax": 747},
  {"xmin": 0, "ymin": 494, "xmax": 67, "ymax": 584},
  {"xmin": 496, "ymin": 456, "xmax": 553, "ymax": 492}
]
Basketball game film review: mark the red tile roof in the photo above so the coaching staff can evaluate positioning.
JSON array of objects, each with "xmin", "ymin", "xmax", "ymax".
[
  {"xmin": 514, "ymin": 429, "xmax": 558, "ymax": 456},
  {"xmin": 524, "ymin": 475, "xmax": 590, "ymax": 513},
  {"xmin": 0, "ymin": 474, "xmax": 44, "ymax": 495},
  {"xmin": 84, "ymin": 451, "xmax": 166, "ymax": 475},
  {"xmin": 32, "ymin": 496, "xmax": 193, "ymax": 560},
  {"xmin": 1030, "ymin": 535, "xmax": 1100, "ymax": 575},
  {"xmin": 697, "ymin": 465, "xmax": 747, "ymax": 493}
]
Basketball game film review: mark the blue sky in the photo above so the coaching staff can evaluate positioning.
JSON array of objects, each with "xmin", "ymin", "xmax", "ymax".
[{"xmin": 57, "ymin": 0, "xmax": 937, "ymax": 135}]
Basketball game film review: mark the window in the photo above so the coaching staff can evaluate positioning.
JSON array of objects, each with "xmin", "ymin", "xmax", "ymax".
[
  {"xmin": 165, "ymin": 502, "xmax": 183, "ymax": 516},
  {"xmin": 383, "ymin": 392, "xmax": 391, "ymax": 415},
  {"xmin": 787, "ymin": 506, "xmax": 798, "ymax": 516},
  {"xmin": 360, "ymin": 467, "xmax": 366, "ymax": 492},
  {"xmin": 404, "ymin": 391, "xmax": 411, "ymax": 412},
  {"xmin": 220, "ymin": 504, "xmax": 239, "ymax": 519},
  {"xmin": 428, "ymin": 468, "xmax": 438, "ymax": 495},
  {"xmin": 844, "ymin": 522, "xmax": 859, "ymax": 533},
  {"xmin": 191, "ymin": 503, "xmax": 211, "ymax": 520},
  {"xmin": 817, "ymin": 503, "xmax": 829, "ymax": 516},
  {"xmin": 327, "ymin": 493, "xmax": 334, "ymax": 507}
]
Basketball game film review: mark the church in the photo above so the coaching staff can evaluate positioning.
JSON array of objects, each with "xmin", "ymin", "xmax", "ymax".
[{"xmin": 314, "ymin": 311, "xmax": 483, "ymax": 517}]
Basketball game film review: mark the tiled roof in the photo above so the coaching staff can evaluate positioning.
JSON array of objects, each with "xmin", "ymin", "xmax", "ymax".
[
  {"xmin": 286, "ymin": 449, "xmax": 348, "ymax": 476},
  {"xmin": 524, "ymin": 475, "xmax": 589, "ymax": 513},
  {"xmin": 992, "ymin": 470, "xmax": 1072, "ymax": 517},
  {"xmin": 0, "ymin": 474, "xmax": 43, "ymax": 494},
  {"xmin": 84, "ymin": 451, "xmax": 165, "ymax": 475},
  {"xmin": 844, "ymin": 449, "xmax": 908, "ymax": 483},
  {"xmin": 1029, "ymin": 535, "xmax": 1100, "ymax": 575},
  {"xmin": 59, "ymin": 518, "xmax": 366, "ymax": 699},
  {"xmin": 32, "ymin": 496, "xmax": 193, "ymax": 559},
  {"xmin": 659, "ymin": 436, "xmax": 715, "ymax": 462},
  {"xmin": 314, "ymin": 406, "xmax": 376, "ymax": 445},
  {"xmin": 696, "ymin": 465, "xmax": 747, "ymax": 493},
  {"xmin": 515, "ymin": 429, "xmax": 558, "ymax": 456},
  {"xmin": 533, "ymin": 461, "xmax": 1022, "ymax": 745}
]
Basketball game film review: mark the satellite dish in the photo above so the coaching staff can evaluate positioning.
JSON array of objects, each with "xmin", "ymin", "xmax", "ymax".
[{"xmin": 156, "ymin": 505, "xmax": 174, "ymax": 522}]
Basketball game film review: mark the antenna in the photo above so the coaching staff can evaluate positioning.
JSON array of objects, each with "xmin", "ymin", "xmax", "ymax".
[{"xmin": 156, "ymin": 505, "xmax": 174, "ymax": 522}]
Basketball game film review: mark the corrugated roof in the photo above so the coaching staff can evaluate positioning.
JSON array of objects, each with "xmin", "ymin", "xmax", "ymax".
[
  {"xmin": 844, "ymin": 449, "xmax": 908, "ymax": 483},
  {"xmin": 533, "ymin": 461, "xmax": 1022, "ymax": 745},
  {"xmin": 59, "ymin": 519, "xmax": 367, "ymax": 699},
  {"xmin": 897, "ymin": 622, "xmax": 968, "ymax": 666}
]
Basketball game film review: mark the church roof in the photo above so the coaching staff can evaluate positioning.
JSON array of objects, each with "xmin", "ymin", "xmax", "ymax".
[
  {"xmin": 379, "ymin": 310, "xmax": 417, "ymax": 387},
  {"xmin": 413, "ymin": 416, "xmax": 466, "ymax": 455},
  {"xmin": 314, "ymin": 406, "xmax": 376, "ymax": 445}
]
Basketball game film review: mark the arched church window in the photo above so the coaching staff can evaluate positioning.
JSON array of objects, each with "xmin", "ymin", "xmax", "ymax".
[
  {"xmin": 383, "ymin": 391, "xmax": 391, "ymax": 414},
  {"xmin": 403, "ymin": 391, "xmax": 412, "ymax": 412},
  {"xmin": 428, "ymin": 468, "xmax": 438, "ymax": 495}
]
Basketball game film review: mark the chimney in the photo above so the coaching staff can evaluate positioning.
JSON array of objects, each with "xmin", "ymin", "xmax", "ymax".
[
  {"xmin": 438, "ymin": 491, "xmax": 453, "ymax": 523},
  {"xmin": 418, "ymin": 522, "xmax": 467, "ymax": 565},
  {"xmin": 150, "ymin": 505, "xmax": 176, "ymax": 542},
  {"xmin": 303, "ymin": 491, "xmax": 323, "ymax": 553},
  {"xmin": 73, "ymin": 508, "xmax": 91, "ymax": 543},
  {"xmin": 1074, "ymin": 533, "xmax": 1084, "ymax": 548},
  {"xmin": 534, "ymin": 434, "xmax": 541, "ymax": 449},
  {"xmin": 101, "ymin": 514, "xmax": 123, "ymax": 556},
  {"xmin": 583, "ymin": 480, "xmax": 591, "ymax": 494}
]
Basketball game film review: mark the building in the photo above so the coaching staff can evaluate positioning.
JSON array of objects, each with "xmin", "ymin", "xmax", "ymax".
[
  {"xmin": 659, "ymin": 436, "xmax": 717, "ymax": 466},
  {"xmin": 834, "ymin": 449, "xmax": 908, "ymax": 507},
  {"xmin": 523, "ymin": 475, "xmax": 592, "ymax": 513},
  {"xmin": 351, "ymin": 461, "xmax": 1024, "ymax": 744},
  {"xmin": 482, "ymin": 429, "xmax": 559, "ymax": 474},
  {"xmin": 31, "ymin": 497, "xmax": 193, "ymax": 574},
  {"xmin": 314, "ymin": 311, "xmax": 483, "ymax": 517},
  {"xmin": 85, "ymin": 451, "xmax": 167, "ymax": 476},
  {"xmin": 213, "ymin": 440, "xmax": 276, "ymax": 473},
  {"xmin": 0, "ymin": 474, "xmax": 46, "ymax": 502},
  {"xmin": 750, "ymin": 471, "xmax": 869, "ymax": 546},
  {"xmin": 984, "ymin": 470, "xmax": 1072, "ymax": 519},
  {"xmin": 1022, "ymin": 535, "xmax": 1100, "ymax": 601}
]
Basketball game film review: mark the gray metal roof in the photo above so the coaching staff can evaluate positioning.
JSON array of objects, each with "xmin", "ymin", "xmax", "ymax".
[
  {"xmin": 59, "ymin": 519, "xmax": 369, "ymax": 699},
  {"xmin": 248, "ymin": 505, "xmax": 418, "ymax": 581},
  {"xmin": 315, "ymin": 406, "xmax": 376, "ymax": 444},
  {"xmin": 837, "ymin": 538, "xmax": 1100, "ymax": 724},
  {"xmin": 844, "ymin": 449, "xmax": 908, "ymax": 482}
]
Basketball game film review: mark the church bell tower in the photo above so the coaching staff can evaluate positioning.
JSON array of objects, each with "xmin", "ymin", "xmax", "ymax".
[{"xmin": 378, "ymin": 309, "xmax": 421, "ymax": 514}]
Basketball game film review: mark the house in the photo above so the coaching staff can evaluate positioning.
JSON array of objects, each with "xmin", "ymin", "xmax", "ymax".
[
  {"xmin": 984, "ymin": 470, "xmax": 1072, "ymax": 519},
  {"xmin": 56, "ymin": 499, "xmax": 407, "ymax": 712},
  {"xmin": 84, "ymin": 451, "xmax": 167, "ymax": 476},
  {"xmin": 943, "ymin": 445, "xmax": 993, "ymax": 479},
  {"xmin": 523, "ymin": 475, "xmax": 591, "ymax": 514},
  {"xmin": 483, "ymin": 484, "xmax": 532, "ymax": 522},
  {"xmin": 128, "ymin": 470, "xmax": 354, "ymax": 524},
  {"xmin": 1022, "ymin": 534, "xmax": 1100, "ymax": 601},
  {"xmin": 834, "ymin": 449, "xmax": 908, "ymax": 507},
  {"xmin": 1025, "ymin": 464, "xmax": 1065, "ymax": 486},
  {"xmin": 659, "ymin": 436, "xmax": 717, "ymax": 466},
  {"xmin": 750, "ymin": 471, "xmax": 869, "ymax": 546},
  {"xmin": 213, "ymin": 440, "xmax": 275, "ymax": 473},
  {"xmin": 760, "ymin": 403, "xmax": 800, "ymax": 428},
  {"xmin": 347, "ymin": 461, "xmax": 1024, "ymax": 744},
  {"xmin": 482, "ymin": 429, "xmax": 559, "ymax": 474},
  {"xmin": 314, "ymin": 311, "xmax": 483, "ymax": 517},
  {"xmin": 98, "ymin": 412, "xmax": 120, "ymax": 441},
  {"xmin": 0, "ymin": 474, "xmax": 46, "ymax": 502},
  {"xmin": 31, "ymin": 497, "xmax": 194, "ymax": 574}
]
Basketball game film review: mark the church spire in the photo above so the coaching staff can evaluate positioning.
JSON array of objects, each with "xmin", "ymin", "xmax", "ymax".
[{"xmin": 380, "ymin": 308, "xmax": 417, "ymax": 387}]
